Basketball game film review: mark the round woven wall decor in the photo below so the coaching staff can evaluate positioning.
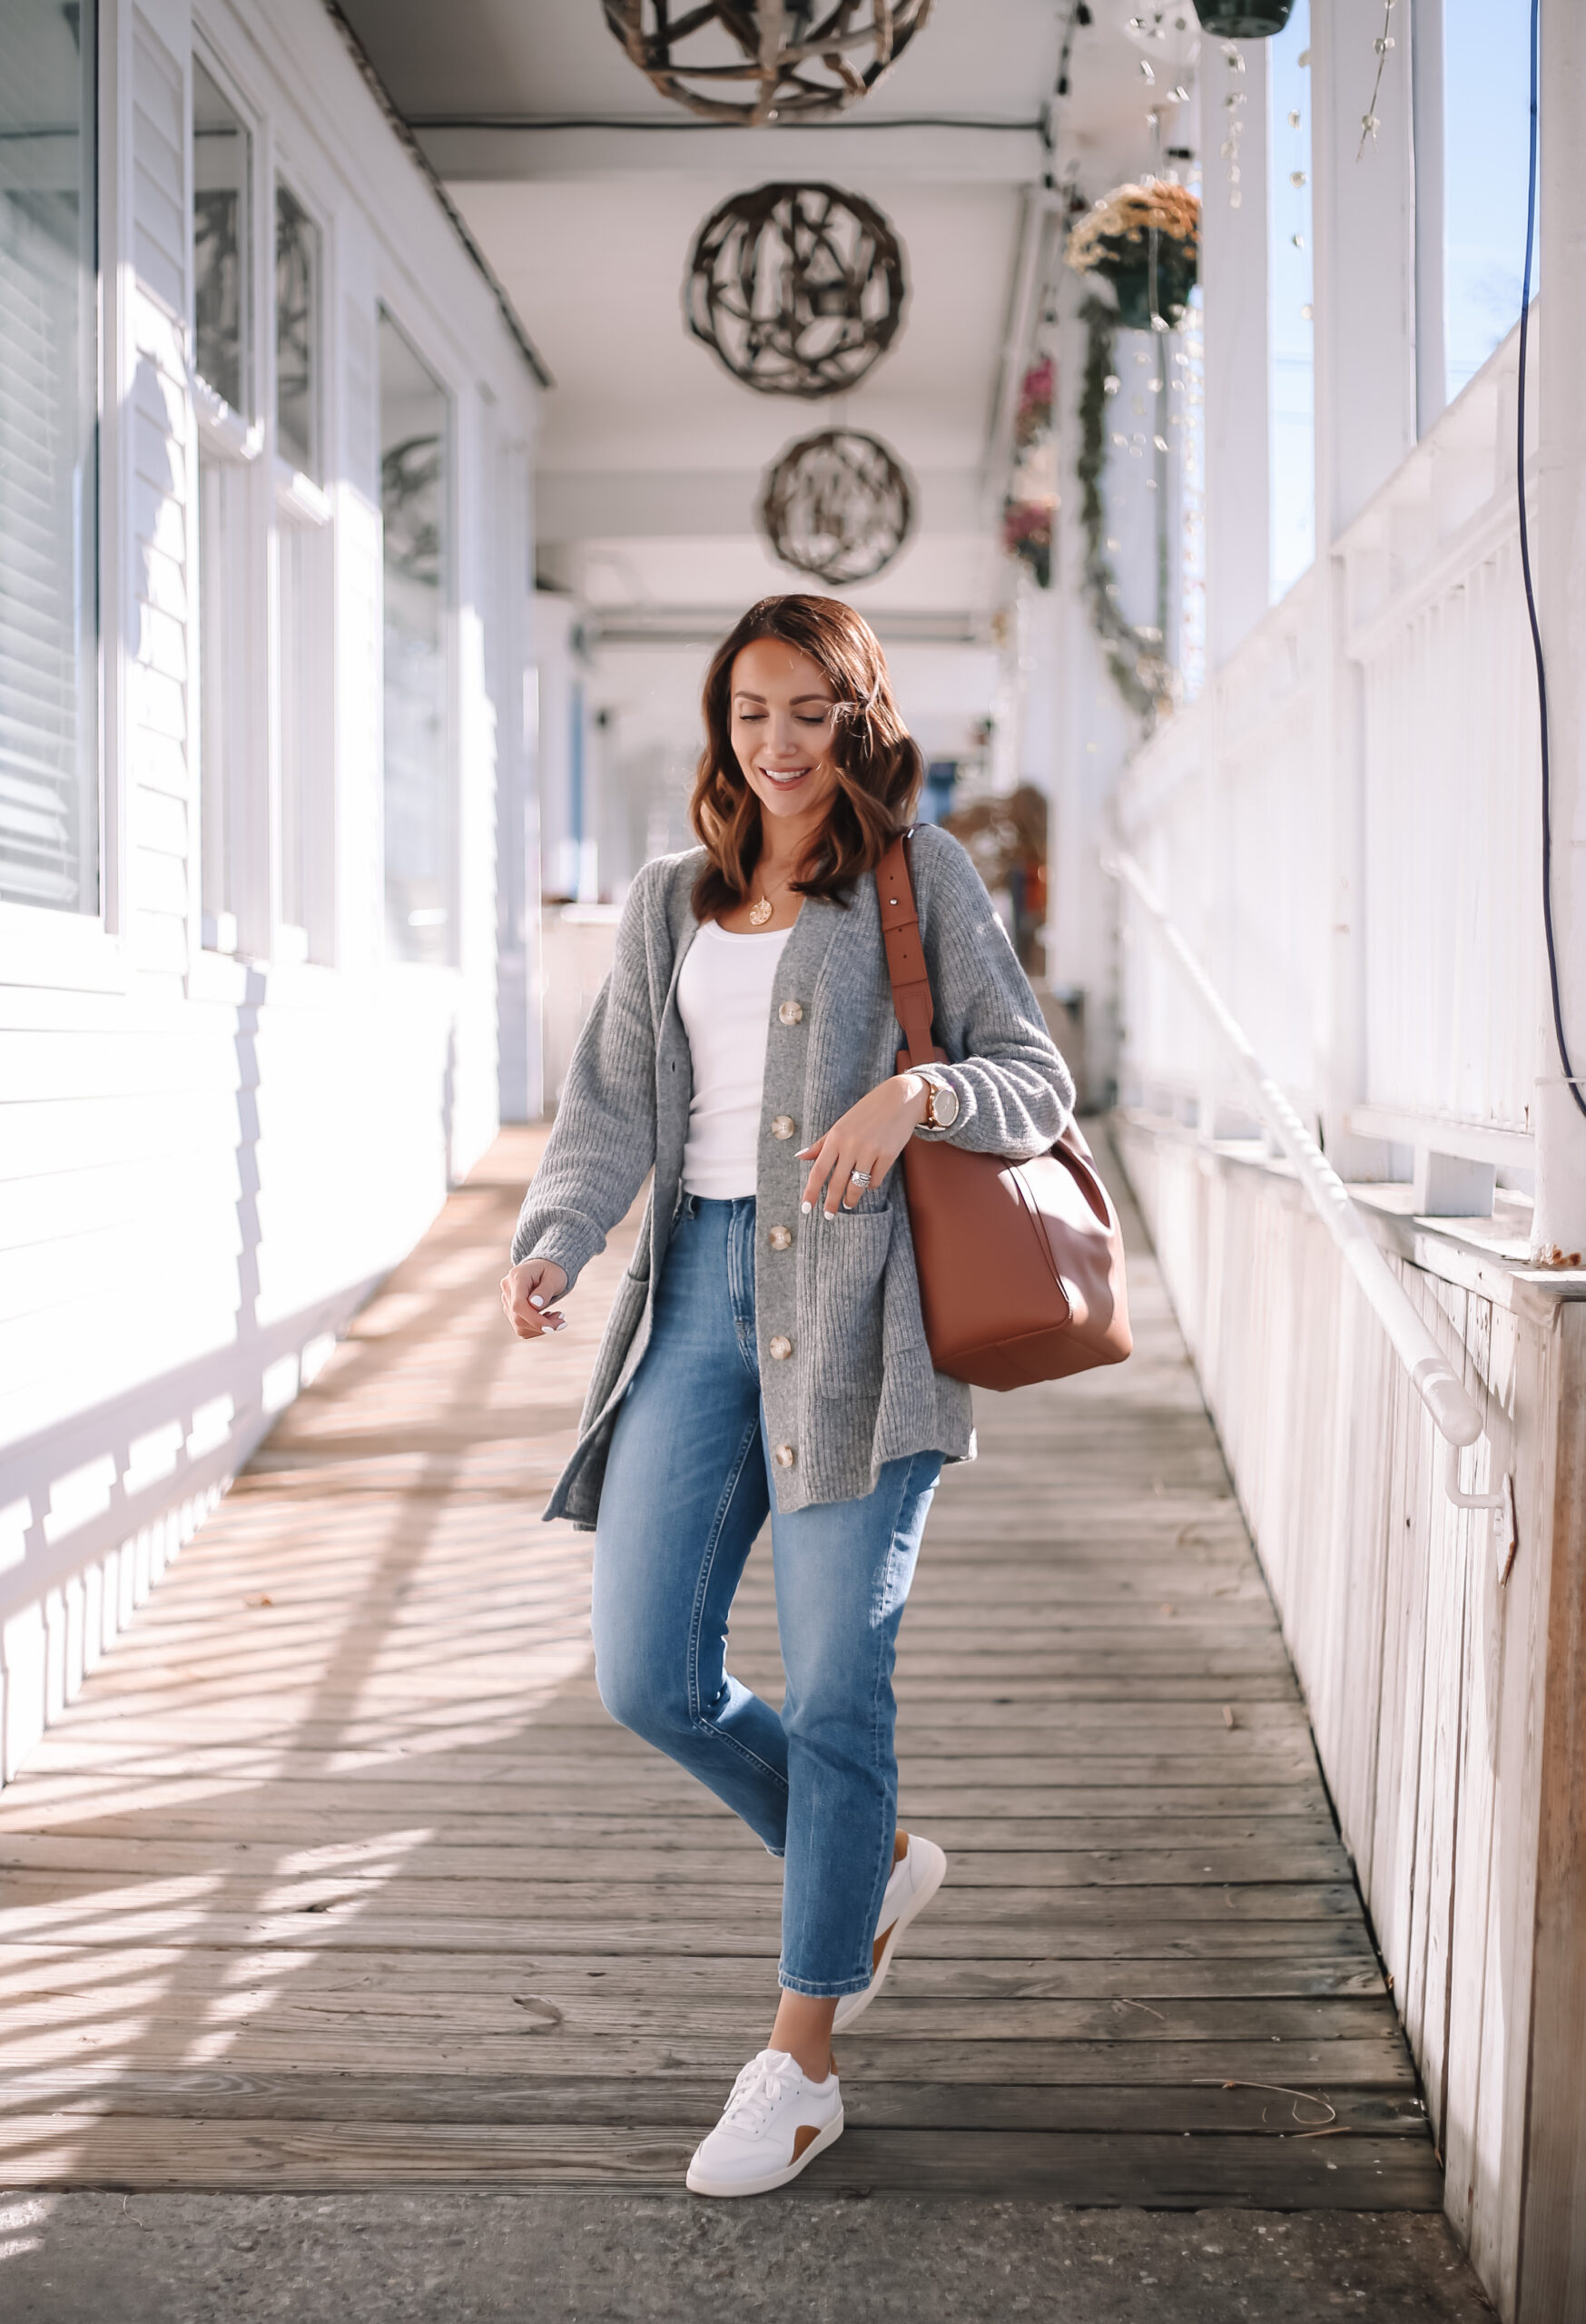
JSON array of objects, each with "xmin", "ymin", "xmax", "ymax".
[
  {"xmin": 603, "ymin": 1, "xmax": 933, "ymax": 125},
  {"xmin": 687, "ymin": 182, "xmax": 906, "ymax": 398},
  {"xmin": 759, "ymin": 428, "xmax": 913, "ymax": 585}
]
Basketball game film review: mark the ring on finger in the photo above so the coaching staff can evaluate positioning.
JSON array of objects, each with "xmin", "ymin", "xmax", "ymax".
[{"xmin": 848, "ymin": 1168, "xmax": 872, "ymax": 1190}]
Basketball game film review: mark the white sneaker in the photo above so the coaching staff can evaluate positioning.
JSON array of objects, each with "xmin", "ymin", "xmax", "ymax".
[
  {"xmin": 685, "ymin": 2047, "xmax": 843, "ymax": 2198},
  {"xmin": 832, "ymin": 1830, "xmax": 948, "ymax": 2034}
]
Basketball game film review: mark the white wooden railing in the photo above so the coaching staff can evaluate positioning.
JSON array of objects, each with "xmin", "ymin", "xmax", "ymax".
[
  {"xmin": 1117, "ymin": 320, "xmax": 1542, "ymax": 1184},
  {"xmin": 1109, "ymin": 848, "xmax": 1515, "ymax": 1563}
]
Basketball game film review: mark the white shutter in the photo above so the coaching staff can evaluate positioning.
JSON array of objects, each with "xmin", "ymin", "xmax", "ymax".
[{"xmin": 0, "ymin": 5, "xmax": 95, "ymax": 913}]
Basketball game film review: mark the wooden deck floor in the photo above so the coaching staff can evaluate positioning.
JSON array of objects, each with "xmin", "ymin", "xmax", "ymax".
[{"xmin": 0, "ymin": 1129, "xmax": 1440, "ymax": 2205}]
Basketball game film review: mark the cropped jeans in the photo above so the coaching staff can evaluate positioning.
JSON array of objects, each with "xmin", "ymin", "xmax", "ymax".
[{"xmin": 591, "ymin": 1195, "xmax": 941, "ymax": 1996}]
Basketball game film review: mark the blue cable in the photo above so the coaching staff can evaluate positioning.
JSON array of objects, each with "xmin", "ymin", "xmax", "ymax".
[{"xmin": 1515, "ymin": 0, "xmax": 1586, "ymax": 1119}]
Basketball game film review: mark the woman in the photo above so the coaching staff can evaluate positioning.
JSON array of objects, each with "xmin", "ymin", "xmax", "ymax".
[{"xmin": 500, "ymin": 596, "xmax": 1074, "ymax": 2198}]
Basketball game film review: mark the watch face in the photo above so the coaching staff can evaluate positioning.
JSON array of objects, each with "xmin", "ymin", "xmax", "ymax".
[{"xmin": 932, "ymin": 1080, "xmax": 960, "ymax": 1128}]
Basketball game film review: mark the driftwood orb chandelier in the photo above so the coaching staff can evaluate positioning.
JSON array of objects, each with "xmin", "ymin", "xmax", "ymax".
[
  {"xmin": 686, "ymin": 182, "xmax": 906, "ymax": 398},
  {"xmin": 759, "ymin": 427, "xmax": 913, "ymax": 585},
  {"xmin": 603, "ymin": 1, "xmax": 933, "ymax": 124}
]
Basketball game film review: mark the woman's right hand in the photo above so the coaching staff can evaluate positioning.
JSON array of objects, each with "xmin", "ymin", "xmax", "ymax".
[{"xmin": 500, "ymin": 1257, "xmax": 569, "ymax": 1341}]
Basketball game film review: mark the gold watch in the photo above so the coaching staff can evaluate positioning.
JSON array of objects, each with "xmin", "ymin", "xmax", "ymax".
[{"xmin": 920, "ymin": 1074, "xmax": 960, "ymax": 1131}]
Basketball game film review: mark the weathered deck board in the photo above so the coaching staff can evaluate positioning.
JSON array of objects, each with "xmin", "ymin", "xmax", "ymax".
[{"xmin": 0, "ymin": 1128, "xmax": 1441, "ymax": 2205}]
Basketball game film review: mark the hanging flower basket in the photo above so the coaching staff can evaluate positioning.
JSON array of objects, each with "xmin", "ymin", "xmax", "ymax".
[
  {"xmin": 1065, "ymin": 182, "xmax": 1200, "ymax": 332},
  {"xmin": 1191, "ymin": 0, "xmax": 1295, "ymax": 36},
  {"xmin": 1001, "ymin": 357, "xmax": 1057, "ymax": 589},
  {"xmin": 1108, "ymin": 252, "xmax": 1198, "ymax": 332},
  {"xmin": 1002, "ymin": 498, "xmax": 1053, "ymax": 589}
]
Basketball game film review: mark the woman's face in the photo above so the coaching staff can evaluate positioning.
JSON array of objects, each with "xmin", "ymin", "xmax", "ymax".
[{"xmin": 728, "ymin": 637, "xmax": 844, "ymax": 832}]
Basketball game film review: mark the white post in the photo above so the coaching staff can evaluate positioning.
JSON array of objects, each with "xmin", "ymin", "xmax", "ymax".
[
  {"xmin": 1034, "ymin": 274, "xmax": 1138, "ymax": 1108},
  {"xmin": 1533, "ymin": 0, "xmax": 1586, "ymax": 1256},
  {"xmin": 1199, "ymin": 40, "xmax": 1272, "ymax": 666},
  {"xmin": 1311, "ymin": 0, "xmax": 1418, "ymax": 1175},
  {"xmin": 1311, "ymin": 0, "xmax": 1417, "ymax": 539}
]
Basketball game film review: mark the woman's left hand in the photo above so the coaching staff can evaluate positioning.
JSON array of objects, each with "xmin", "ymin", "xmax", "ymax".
[{"xmin": 798, "ymin": 1073, "xmax": 931, "ymax": 1216}]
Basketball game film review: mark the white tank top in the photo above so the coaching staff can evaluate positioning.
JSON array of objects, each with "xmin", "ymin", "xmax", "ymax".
[{"xmin": 676, "ymin": 919, "xmax": 794, "ymax": 1199}]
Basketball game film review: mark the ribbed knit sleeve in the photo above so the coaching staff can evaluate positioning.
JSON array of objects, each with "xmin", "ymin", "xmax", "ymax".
[
  {"xmin": 509, "ymin": 868, "xmax": 664, "ymax": 1290},
  {"xmin": 910, "ymin": 823, "xmax": 1075, "ymax": 1157}
]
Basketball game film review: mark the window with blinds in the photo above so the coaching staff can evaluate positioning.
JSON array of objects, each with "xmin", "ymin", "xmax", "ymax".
[{"xmin": 0, "ymin": 0, "xmax": 98, "ymax": 916}]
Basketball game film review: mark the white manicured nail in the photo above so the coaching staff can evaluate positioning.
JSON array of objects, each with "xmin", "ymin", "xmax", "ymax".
[
  {"xmin": 529, "ymin": 1295, "xmax": 544, "ymax": 1308},
  {"xmin": 801, "ymin": 1200, "xmax": 813, "ymax": 1215}
]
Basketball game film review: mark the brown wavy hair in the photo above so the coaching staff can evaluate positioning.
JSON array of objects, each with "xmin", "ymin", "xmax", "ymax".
[{"xmin": 690, "ymin": 596, "xmax": 924, "ymax": 921}]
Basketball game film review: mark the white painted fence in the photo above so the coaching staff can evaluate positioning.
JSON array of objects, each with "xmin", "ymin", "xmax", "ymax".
[
  {"xmin": 1115, "ymin": 1117, "xmax": 1584, "ymax": 2324},
  {"xmin": 1109, "ymin": 311, "xmax": 1586, "ymax": 2324}
]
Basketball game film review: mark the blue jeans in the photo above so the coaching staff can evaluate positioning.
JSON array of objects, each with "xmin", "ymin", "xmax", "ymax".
[{"xmin": 591, "ymin": 1195, "xmax": 941, "ymax": 1996}]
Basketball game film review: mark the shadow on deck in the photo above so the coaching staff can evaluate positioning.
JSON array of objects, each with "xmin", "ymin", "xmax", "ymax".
[{"xmin": 0, "ymin": 1128, "xmax": 1440, "ymax": 2205}]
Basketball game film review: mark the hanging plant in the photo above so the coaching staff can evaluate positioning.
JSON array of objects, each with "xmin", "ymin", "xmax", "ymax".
[
  {"xmin": 1001, "ymin": 356, "xmax": 1058, "ymax": 589},
  {"xmin": 1191, "ymin": 0, "xmax": 1295, "ymax": 34},
  {"xmin": 1075, "ymin": 298, "xmax": 1175, "ymax": 725},
  {"xmin": 1066, "ymin": 181, "xmax": 1200, "ymax": 333}
]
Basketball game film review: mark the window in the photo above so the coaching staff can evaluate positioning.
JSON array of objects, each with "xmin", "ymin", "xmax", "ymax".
[
  {"xmin": 0, "ymin": 0, "xmax": 98, "ymax": 916},
  {"xmin": 1443, "ymin": 0, "xmax": 1532, "ymax": 402},
  {"xmin": 272, "ymin": 180, "xmax": 329, "ymax": 960},
  {"xmin": 192, "ymin": 57, "xmax": 256, "ymax": 953},
  {"xmin": 379, "ymin": 309, "xmax": 449, "ymax": 965},
  {"xmin": 1268, "ymin": 0, "xmax": 1314, "ymax": 601},
  {"xmin": 275, "ymin": 182, "xmax": 319, "ymax": 478},
  {"xmin": 192, "ymin": 60, "xmax": 250, "ymax": 418}
]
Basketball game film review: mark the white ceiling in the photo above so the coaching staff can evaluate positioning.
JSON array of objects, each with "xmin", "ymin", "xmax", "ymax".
[
  {"xmin": 340, "ymin": 0, "xmax": 1069, "ymax": 130},
  {"xmin": 449, "ymin": 174, "xmax": 1022, "ymax": 481},
  {"xmin": 340, "ymin": 0, "xmax": 1164, "ymax": 628}
]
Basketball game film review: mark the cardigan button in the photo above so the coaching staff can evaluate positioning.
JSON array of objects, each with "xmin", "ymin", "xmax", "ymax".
[
  {"xmin": 771, "ymin": 1114, "xmax": 796, "ymax": 1140},
  {"xmin": 778, "ymin": 1000, "xmax": 803, "ymax": 1026},
  {"xmin": 769, "ymin": 1334, "xmax": 793, "ymax": 1361},
  {"xmin": 773, "ymin": 1443, "xmax": 796, "ymax": 1469},
  {"xmin": 767, "ymin": 1225, "xmax": 793, "ymax": 1251}
]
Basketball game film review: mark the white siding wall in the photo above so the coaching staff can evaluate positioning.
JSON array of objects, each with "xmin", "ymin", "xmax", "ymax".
[{"xmin": 0, "ymin": 0, "xmax": 539, "ymax": 1779}]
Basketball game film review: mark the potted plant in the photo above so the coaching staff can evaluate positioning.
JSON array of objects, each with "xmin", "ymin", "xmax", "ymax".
[
  {"xmin": 1192, "ymin": 0, "xmax": 1295, "ymax": 35},
  {"xmin": 1064, "ymin": 181, "xmax": 1200, "ymax": 332}
]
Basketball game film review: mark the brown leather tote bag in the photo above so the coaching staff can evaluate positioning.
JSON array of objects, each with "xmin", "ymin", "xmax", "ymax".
[{"xmin": 876, "ymin": 831, "xmax": 1132, "ymax": 1391}]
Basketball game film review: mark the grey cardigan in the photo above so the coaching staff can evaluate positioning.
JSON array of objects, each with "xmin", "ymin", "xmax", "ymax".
[{"xmin": 513, "ymin": 824, "xmax": 1075, "ymax": 1527}]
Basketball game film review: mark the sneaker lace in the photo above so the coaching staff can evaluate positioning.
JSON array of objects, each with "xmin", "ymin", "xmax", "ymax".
[{"xmin": 719, "ymin": 2050, "xmax": 803, "ymax": 2134}]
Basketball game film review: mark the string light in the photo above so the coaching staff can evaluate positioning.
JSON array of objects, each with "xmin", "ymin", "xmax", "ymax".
[
  {"xmin": 1218, "ymin": 43, "xmax": 1247, "ymax": 209},
  {"xmin": 1358, "ymin": 0, "xmax": 1396, "ymax": 158}
]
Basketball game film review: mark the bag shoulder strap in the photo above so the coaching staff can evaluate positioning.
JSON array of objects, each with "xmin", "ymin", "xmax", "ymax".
[{"xmin": 875, "ymin": 828, "xmax": 941, "ymax": 1068}]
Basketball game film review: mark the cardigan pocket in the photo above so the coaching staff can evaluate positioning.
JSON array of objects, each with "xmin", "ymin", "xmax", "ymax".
[
  {"xmin": 812, "ymin": 1207, "xmax": 892, "ymax": 1398},
  {"xmin": 583, "ymin": 1270, "xmax": 650, "ymax": 1428}
]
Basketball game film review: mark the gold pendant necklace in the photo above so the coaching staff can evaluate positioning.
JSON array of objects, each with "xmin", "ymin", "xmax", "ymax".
[{"xmin": 746, "ymin": 868, "xmax": 789, "ymax": 927}]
